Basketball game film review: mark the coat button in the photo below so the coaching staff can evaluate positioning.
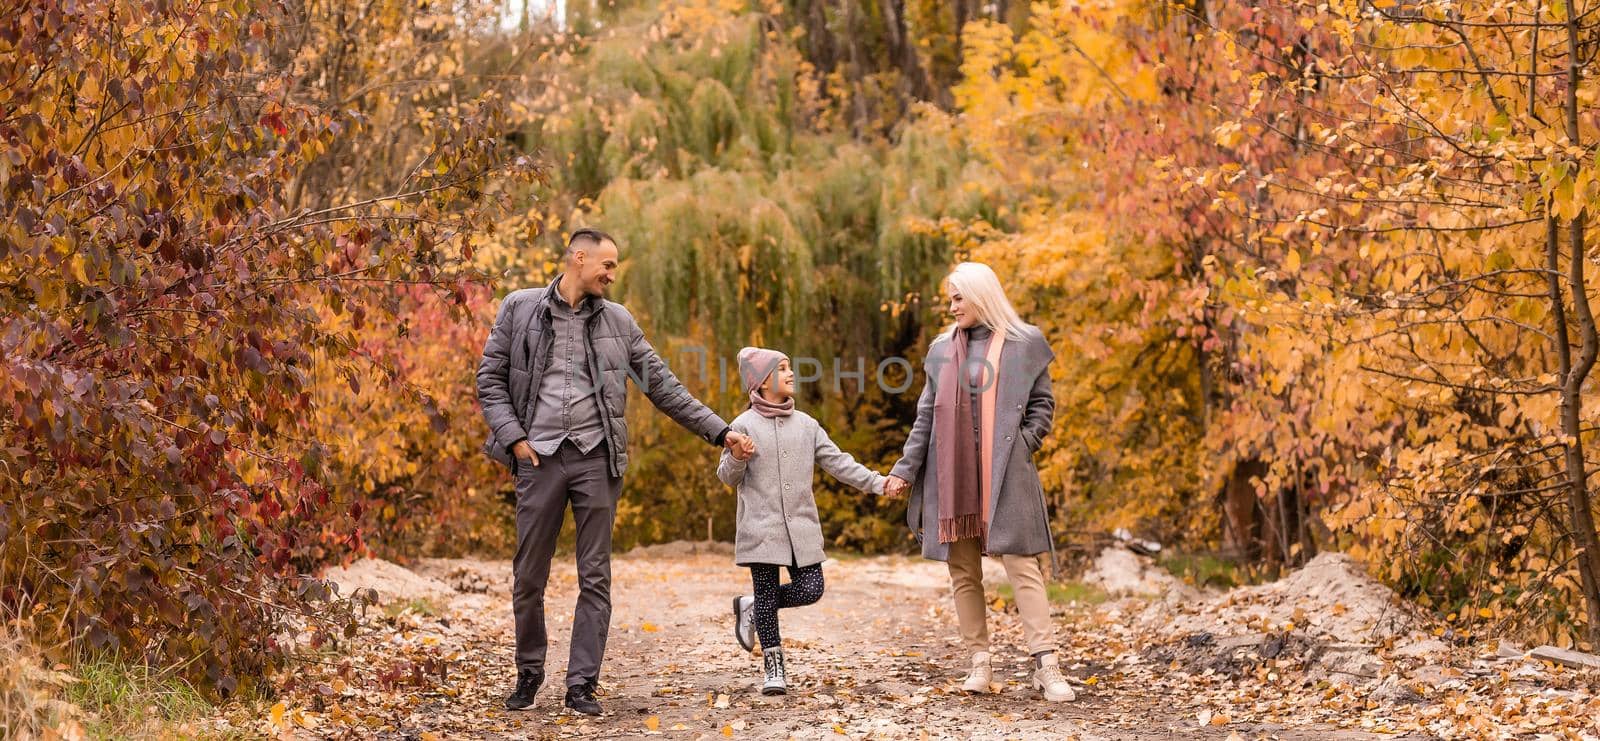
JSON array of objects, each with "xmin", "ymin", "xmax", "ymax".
[{"xmin": 1005, "ymin": 435, "xmax": 1013, "ymax": 441}]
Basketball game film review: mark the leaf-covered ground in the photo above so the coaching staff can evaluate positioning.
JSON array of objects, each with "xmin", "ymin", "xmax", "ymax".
[{"xmin": 237, "ymin": 548, "xmax": 1597, "ymax": 739}]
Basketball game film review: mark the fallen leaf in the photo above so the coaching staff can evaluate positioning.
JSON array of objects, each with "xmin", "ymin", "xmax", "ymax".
[{"xmin": 645, "ymin": 716, "xmax": 660, "ymax": 731}]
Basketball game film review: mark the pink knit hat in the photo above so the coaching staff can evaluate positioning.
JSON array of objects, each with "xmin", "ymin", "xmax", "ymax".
[{"xmin": 736, "ymin": 347, "xmax": 788, "ymax": 395}]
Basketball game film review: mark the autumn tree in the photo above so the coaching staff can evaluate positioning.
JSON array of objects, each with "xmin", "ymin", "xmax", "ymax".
[
  {"xmin": 0, "ymin": 0, "xmax": 534, "ymax": 691},
  {"xmin": 1139, "ymin": 0, "xmax": 1596, "ymax": 645},
  {"xmin": 931, "ymin": 0, "xmax": 1600, "ymax": 647}
]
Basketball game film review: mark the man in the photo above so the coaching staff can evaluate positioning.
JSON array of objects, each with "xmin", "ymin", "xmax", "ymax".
[{"xmin": 477, "ymin": 228, "xmax": 755, "ymax": 715}]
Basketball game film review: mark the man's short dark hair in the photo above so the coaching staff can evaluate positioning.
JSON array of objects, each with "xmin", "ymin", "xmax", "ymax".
[{"xmin": 566, "ymin": 228, "xmax": 615, "ymax": 257}]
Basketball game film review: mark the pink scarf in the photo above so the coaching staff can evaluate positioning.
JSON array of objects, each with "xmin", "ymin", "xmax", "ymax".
[
  {"xmin": 749, "ymin": 389, "xmax": 794, "ymax": 418},
  {"xmin": 934, "ymin": 326, "xmax": 1006, "ymax": 544}
]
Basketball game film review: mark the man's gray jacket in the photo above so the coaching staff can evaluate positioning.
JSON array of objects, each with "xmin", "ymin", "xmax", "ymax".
[{"xmin": 477, "ymin": 279, "xmax": 728, "ymax": 478}]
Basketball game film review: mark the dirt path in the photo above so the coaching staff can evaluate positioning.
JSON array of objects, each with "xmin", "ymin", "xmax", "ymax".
[{"xmin": 271, "ymin": 548, "xmax": 1419, "ymax": 740}]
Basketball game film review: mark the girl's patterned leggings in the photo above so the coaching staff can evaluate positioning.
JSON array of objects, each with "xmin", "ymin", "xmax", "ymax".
[{"xmin": 748, "ymin": 563, "xmax": 824, "ymax": 649}]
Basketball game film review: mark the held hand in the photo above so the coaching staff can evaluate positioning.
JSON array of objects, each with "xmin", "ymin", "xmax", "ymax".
[
  {"xmin": 883, "ymin": 475, "xmax": 909, "ymax": 498},
  {"xmin": 513, "ymin": 440, "xmax": 540, "ymax": 467},
  {"xmin": 724, "ymin": 431, "xmax": 758, "ymax": 459}
]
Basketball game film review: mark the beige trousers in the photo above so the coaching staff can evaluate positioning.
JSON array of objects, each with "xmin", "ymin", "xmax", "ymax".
[{"xmin": 945, "ymin": 537, "xmax": 1056, "ymax": 655}]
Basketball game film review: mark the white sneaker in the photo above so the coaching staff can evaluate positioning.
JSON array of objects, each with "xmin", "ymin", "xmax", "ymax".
[
  {"xmin": 1032, "ymin": 652, "xmax": 1076, "ymax": 702},
  {"xmin": 761, "ymin": 647, "xmax": 787, "ymax": 695},
  {"xmin": 733, "ymin": 596, "xmax": 755, "ymax": 652},
  {"xmin": 960, "ymin": 651, "xmax": 993, "ymax": 694}
]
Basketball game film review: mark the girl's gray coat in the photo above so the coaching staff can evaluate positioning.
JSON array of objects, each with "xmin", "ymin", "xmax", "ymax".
[{"xmin": 718, "ymin": 409, "xmax": 885, "ymax": 567}]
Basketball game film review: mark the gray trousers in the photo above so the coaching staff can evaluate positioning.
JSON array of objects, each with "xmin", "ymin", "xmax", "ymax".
[{"xmin": 511, "ymin": 440, "xmax": 622, "ymax": 688}]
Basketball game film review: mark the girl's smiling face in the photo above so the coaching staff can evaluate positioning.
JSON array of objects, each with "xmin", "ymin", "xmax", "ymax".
[{"xmin": 762, "ymin": 359, "xmax": 795, "ymax": 399}]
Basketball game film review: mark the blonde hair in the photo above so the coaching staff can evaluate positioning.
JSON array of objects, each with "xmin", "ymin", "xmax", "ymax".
[{"xmin": 939, "ymin": 262, "xmax": 1031, "ymax": 342}]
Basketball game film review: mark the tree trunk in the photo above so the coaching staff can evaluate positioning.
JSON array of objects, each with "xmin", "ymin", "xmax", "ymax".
[
  {"xmin": 952, "ymin": 0, "xmax": 972, "ymax": 71},
  {"xmin": 840, "ymin": 0, "xmax": 872, "ymax": 131},
  {"xmin": 1557, "ymin": 0, "xmax": 1600, "ymax": 644},
  {"xmin": 793, "ymin": 0, "xmax": 840, "ymax": 80},
  {"xmin": 1219, "ymin": 456, "xmax": 1268, "ymax": 561},
  {"xmin": 879, "ymin": 0, "xmax": 938, "ymax": 104}
]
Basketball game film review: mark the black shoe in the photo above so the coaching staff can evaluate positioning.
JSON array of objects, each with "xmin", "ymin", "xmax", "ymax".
[
  {"xmin": 504, "ymin": 668, "xmax": 542, "ymax": 711},
  {"xmin": 564, "ymin": 680, "xmax": 602, "ymax": 715}
]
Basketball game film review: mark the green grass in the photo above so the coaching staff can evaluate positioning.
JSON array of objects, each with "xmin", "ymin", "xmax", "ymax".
[
  {"xmin": 996, "ymin": 581, "xmax": 1109, "ymax": 606},
  {"xmin": 1158, "ymin": 552, "xmax": 1246, "ymax": 589},
  {"xmin": 64, "ymin": 656, "xmax": 245, "ymax": 740},
  {"xmin": 1046, "ymin": 581, "xmax": 1111, "ymax": 605},
  {"xmin": 383, "ymin": 597, "xmax": 443, "ymax": 619}
]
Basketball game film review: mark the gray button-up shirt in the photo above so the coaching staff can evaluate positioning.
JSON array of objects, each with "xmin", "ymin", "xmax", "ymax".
[{"xmin": 525, "ymin": 284, "xmax": 606, "ymax": 456}]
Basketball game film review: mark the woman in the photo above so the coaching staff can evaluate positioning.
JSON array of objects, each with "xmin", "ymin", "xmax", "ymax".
[{"xmin": 884, "ymin": 262, "xmax": 1074, "ymax": 702}]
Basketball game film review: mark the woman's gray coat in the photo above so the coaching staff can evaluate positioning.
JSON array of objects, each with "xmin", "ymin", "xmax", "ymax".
[{"xmin": 889, "ymin": 324, "xmax": 1056, "ymax": 561}]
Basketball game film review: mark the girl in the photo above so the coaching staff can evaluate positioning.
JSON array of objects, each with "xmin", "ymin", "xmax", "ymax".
[
  {"xmin": 717, "ymin": 346, "xmax": 886, "ymax": 695},
  {"xmin": 884, "ymin": 262, "xmax": 1074, "ymax": 703}
]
